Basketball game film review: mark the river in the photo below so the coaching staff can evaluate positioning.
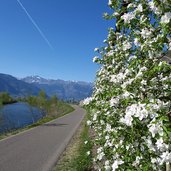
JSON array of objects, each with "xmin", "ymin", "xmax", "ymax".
[{"xmin": 0, "ymin": 102, "xmax": 45, "ymax": 134}]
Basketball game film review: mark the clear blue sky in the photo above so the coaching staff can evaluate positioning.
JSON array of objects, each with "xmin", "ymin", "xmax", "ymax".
[{"xmin": 0, "ymin": 0, "xmax": 112, "ymax": 82}]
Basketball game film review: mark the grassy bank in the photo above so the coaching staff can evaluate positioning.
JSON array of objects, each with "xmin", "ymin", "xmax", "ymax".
[
  {"xmin": 29, "ymin": 101, "xmax": 74, "ymax": 127},
  {"xmin": 28, "ymin": 101, "xmax": 74, "ymax": 128},
  {"xmin": 53, "ymin": 114, "xmax": 93, "ymax": 171},
  {"xmin": 0, "ymin": 102, "xmax": 74, "ymax": 140}
]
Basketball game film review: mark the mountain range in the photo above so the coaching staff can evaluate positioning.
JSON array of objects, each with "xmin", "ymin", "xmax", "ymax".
[
  {"xmin": 21, "ymin": 76, "xmax": 93, "ymax": 101},
  {"xmin": 0, "ymin": 73, "xmax": 40, "ymax": 97},
  {"xmin": 0, "ymin": 74, "xmax": 93, "ymax": 101}
]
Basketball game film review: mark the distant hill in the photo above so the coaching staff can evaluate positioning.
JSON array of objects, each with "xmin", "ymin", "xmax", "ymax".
[
  {"xmin": 21, "ymin": 76, "xmax": 93, "ymax": 101},
  {"xmin": 0, "ymin": 74, "xmax": 93, "ymax": 101},
  {"xmin": 0, "ymin": 73, "xmax": 40, "ymax": 97}
]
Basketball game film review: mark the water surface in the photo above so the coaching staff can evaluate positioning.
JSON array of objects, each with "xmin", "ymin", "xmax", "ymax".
[{"xmin": 0, "ymin": 102, "xmax": 45, "ymax": 133}]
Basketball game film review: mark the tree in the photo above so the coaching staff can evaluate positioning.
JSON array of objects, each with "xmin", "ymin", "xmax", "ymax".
[
  {"xmin": 38, "ymin": 90, "xmax": 46, "ymax": 100},
  {"xmin": 0, "ymin": 92, "xmax": 13, "ymax": 104},
  {"xmin": 50, "ymin": 95, "xmax": 58, "ymax": 104},
  {"xmin": 85, "ymin": 0, "xmax": 171, "ymax": 170},
  {"xmin": 37, "ymin": 90, "xmax": 47, "ymax": 110}
]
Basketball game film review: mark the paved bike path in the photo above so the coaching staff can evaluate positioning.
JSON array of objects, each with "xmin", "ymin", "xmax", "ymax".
[{"xmin": 0, "ymin": 105, "xmax": 86, "ymax": 171}]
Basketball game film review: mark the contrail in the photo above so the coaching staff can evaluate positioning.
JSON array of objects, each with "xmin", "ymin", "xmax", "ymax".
[{"xmin": 17, "ymin": 0, "xmax": 54, "ymax": 50}]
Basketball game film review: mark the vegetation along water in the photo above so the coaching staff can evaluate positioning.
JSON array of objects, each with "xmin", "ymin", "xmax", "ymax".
[{"xmin": 0, "ymin": 91, "xmax": 74, "ymax": 135}]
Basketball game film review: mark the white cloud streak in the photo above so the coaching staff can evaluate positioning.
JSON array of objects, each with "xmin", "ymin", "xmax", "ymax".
[{"xmin": 17, "ymin": 0, "xmax": 54, "ymax": 50}]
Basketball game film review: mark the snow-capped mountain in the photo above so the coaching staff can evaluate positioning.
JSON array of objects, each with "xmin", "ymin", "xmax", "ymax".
[
  {"xmin": 21, "ymin": 76, "xmax": 93, "ymax": 101},
  {"xmin": 21, "ymin": 75, "xmax": 50, "ymax": 84},
  {"xmin": 0, "ymin": 73, "xmax": 40, "ymax": 97}
]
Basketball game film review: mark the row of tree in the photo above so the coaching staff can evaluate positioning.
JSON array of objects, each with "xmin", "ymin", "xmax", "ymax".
[
  {"xmin": 21, "ymin": 90, "xmax": 59, "ymax": 114},
  {"xmin": 0, "ymin": 90, "xmax": 59, "ymax": 113},
  {"xmin": 0, "ymin": 92, "xmax": 16, "ymax": 105}
]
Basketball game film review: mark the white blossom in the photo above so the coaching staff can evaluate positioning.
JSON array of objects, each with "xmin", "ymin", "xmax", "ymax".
[
  {"xmin": 97, "ymin": 152, "xmax": 105, "ymax": 160},
  {"xmin": 161, "ymin": 12, "xmax": 171, "ymax": 24},
  {"xmin": 106, "ymin": 50, "xmax": 114, "ymax": 57},
  {"xmin": 122, "ymin": 91, "xmax": 131, "ymax": 98},
  {"xmin": 121, "ymin": 12, "xmax": 135, "ymax": 23},
  {"xmin": 87, "ymin": 151, "xmax": 90, "ymax": 155},
  {"xmin": 141, "ymin": 28, "xmax": 152, "ymax": 39},
  {"xmin": 141, "ymin": 80, "xmax": 147, "ymax": 85},
  {"xmin": 144, "ymin": 137, "xmax": 156, "ymax": 151},
  {"xmin": 93, "ymin": 113, "xmax": 97, "ymax": 121},
  {"xmin": 159, "ymin": 151, "xmax": 171, "ymax": 165},
  {"xmin": 151, "ymin": 158, "xmax": 157, "ymax": 164},
  {"xmin": 105, "ymin": 124, "xmax": 112, "ymax": 132},
  {"xmin": 134, "ymin": 38, "xmax": 140, "ymax": 46},
  {"xmin": 85, "ymin": 0, "xmax": 171, "ymax": 170},
  {"xmin": 94, "ymin": 48, "xmax": 99, "ymax": 52},
  {"xmin": 110, "ymin": 72, "xmax": 126, "ymax": 83},
  {"xmin": 136, "ymin": 71, "xmax": 143, "ymax": 78},
  {"xmin": 136, "ymin": 4, "xmax": 143, "ymax": 12},
  {"xmin": 105, "ymin": 160, "xmax": 111, "ymax": 171},
  {"xmin": 125, "ymin": 104, "xmax": 149, "ymax": 121},
  {"xmin": 156, "ymin": 138, "xmax": 169, "ymax": 151},
  {"xmin": 120, "ymin": 114, "xmax": 133, "ymax": 126},
  {"xmin": 132, "ymin": 156, "xmax": 142, "ymax": 167},
  {"xmin": 93, "ymin": 56, "xmax": 99, "ymax": 63},
  {"xmin": 108, "ymin": 0, "xmax": 112, "ymax": 6},
  {"xmin": 148, "ymin": 122, "xmax": 163, "ymax": 138},
  {"xmin": 121, "ymin": 78, "xmax": 134, "ymax": 89},
  {"xmin": 148, "ymin": 1, "xmax": 161, "ymax": 15},
  {"xmin": 112, "ymin": 159, "xmax": 124, "ymax": 171},
  {"xmin": 83, "ymin": 97, "xmax": 93, "ymax": 105},
  {"xmin": 123, "ymin": 41, "xmax": 132, "ymax": 51},
  {"xmin": 97, "ymin": 147, "xmax": 105, "ymax": 161},
  {"xmin": 113, "ymin": 12, "xmax": 119, "ymax": 16},
  {"xmin": 126, "ymin": 145, "xmax": 130, "ymax": 150},
  {"xmin": 87, "ymin": 120, "xmax": 92, "ymax": 126},
  {"xmin": 140, "ymin": 66, "xmax": 147, "ymax": 72},
  {"xmin": 110, "ymin": 97, "xmax": 119, "ymax": 107},
  {"xmin": 127, "ymin": 3, "xmax": 136, "ymax": 8}
]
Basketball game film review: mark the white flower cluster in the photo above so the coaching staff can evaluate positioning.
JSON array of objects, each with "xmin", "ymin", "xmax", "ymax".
[
  {"xmin": 110, "ymin": 69, "xmax": 130, "ymax": 84},
  {"xmin": 82, "ymin": 97, "xmax": 93, "ymax": 105},
  {"xmin": 148, "ymin": 1, "xmax": 161, "ymax": 15},
  {"xmin": 161, "ymin": 12, "xmax": 171, "ymax": 24},
  {"xmin": 93, "ymin": 56, "xmax": 99, "ymax": 63},
  {"xmin": 85, "ymin": 0, "xmax": 171, "ymax": 170},
  {"xmin": 121, "ymin": 12, "xmax": 135, "ymax": 23},
  {"xmin": 110, "ymin": 97, "xmax": 120, "ymax": 107},
  {"xmin": 120, "ymin": 104, "xmax": 149, "ymax": 126},
  {"xmin": 108, "ymin": 0, "xmax": 112, "ymax": 6},
  {"xmin": 122, "ymin": 40, "xmax": 132, "ymax": 51},
  {"xmin": 112, "ymin": 159, "xmax": 124, "ymax": 171}
]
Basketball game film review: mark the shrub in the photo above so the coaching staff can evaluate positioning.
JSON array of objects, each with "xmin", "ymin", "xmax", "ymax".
[{"xmin": 84, "ymin": 0, "xmax": 171, "ymax": 170}]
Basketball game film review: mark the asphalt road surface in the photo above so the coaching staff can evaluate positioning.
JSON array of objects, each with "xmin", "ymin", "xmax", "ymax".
[{"xmin": 0, "ymin": 105, "xmax": 86, "ymax": 171}]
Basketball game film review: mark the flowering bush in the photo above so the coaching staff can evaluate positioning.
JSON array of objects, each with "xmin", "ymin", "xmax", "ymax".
[{"xmin": 84, "ymin": 0, "xmax": 171, "ymax": 170}]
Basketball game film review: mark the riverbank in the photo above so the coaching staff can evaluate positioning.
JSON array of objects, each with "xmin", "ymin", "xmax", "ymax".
[{"xmin": 0, "ymin": 102, "xmax": 74, "ymax": 140}]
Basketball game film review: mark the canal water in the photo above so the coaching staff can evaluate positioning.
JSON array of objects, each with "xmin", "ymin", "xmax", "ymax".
[{"xmin": 0, "ymin": 102, "xmax": 45, "ymax": 134}]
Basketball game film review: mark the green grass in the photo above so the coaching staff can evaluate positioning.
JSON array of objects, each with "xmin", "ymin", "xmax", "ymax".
[
  {"xmin": 54, "ymin": 114, "xmax": 93, "ymax": 171},
  {"xmin": 29, "ymin": 102, "xmax": 74, "ymax": 127},
  {"xmin": 0, "ymin": 102, "xmax": 74, "ymax": 140},
  {"xmin": 72, "ymin": 124, "xmax": 92, "ymax": 171}
]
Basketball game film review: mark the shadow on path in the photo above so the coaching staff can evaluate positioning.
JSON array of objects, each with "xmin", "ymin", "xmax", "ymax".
[{"xmin": 41, "ymin": 123, "xmax": 68, "ymax": 127}]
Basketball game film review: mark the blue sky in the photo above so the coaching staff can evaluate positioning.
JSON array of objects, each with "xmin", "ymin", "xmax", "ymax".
[{"xmin": 0, "ymin": 0, "xmax": 112, "ymax": 82}]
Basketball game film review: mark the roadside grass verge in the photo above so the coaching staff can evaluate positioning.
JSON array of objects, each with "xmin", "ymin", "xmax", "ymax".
[
  {"xmin": 0, "ymin": 102, "xmax": 74, "ymax": 140},
  {"xmin": 30, "ymin": 102, "xmax": 74, "ymax": 127},
  {"xmin": 53, "ymin": 113, "xmax": 93, "ymax": 171}
]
